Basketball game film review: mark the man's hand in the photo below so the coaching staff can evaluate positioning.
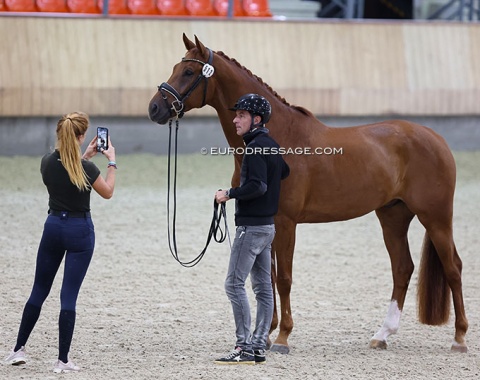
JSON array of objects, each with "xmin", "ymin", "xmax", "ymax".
[{"xmin": 215, "ymin": 189, "xmax": 230, "ymax": 204}]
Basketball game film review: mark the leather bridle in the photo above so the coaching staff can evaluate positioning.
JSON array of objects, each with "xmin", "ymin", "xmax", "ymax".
[{"xmin": 158, "ymin": 48, "xmax": 215, "ymax": 119}]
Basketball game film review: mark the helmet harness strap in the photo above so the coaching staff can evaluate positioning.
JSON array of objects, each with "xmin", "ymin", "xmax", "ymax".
[{"xmin": 249, "ymin": 114, "xmax": 263, "ymax": 132}]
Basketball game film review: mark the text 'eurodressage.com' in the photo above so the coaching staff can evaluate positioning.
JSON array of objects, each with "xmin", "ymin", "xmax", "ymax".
[{"xmin": 201, "ymin": 147, "xmax": 344, "ymax": 156}]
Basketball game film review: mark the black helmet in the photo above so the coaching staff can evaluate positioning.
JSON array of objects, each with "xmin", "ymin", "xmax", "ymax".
[{"xmin": 229, "ymin": 93, "xmax": 271, "ymax": 124}]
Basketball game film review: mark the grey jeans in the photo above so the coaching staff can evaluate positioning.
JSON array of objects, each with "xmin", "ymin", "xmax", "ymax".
[{"xmin": 224, "ymin": 224, "xmax": 275, "ymax": 351}]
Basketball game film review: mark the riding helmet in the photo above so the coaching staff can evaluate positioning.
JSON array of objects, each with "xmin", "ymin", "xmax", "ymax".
[{"xmin": 229, "ymin": 93, "xmax": 271, "ymax": 124}]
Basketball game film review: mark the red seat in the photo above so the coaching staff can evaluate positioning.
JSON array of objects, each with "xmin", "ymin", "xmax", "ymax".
[
  {"xmin": 67, "ymin": 0, "xmax": 100, "ymax": 12},
  {"xmin": 37, "ymin": 0, "xmax": 68, "ymax": 12},
  {"xmin": 0, "ymin": 0, "xmax": 8, "ymax": 11},
  {"xmin": 185, "ymin": 0, "xmax": 216, "ymax": 16},
  {"xmin": 157, "ymin": 0, "xmax": 187, "ymax": 15},
  {"xmin": 242, "ymin": 0, "xmax": 271, "ymax": 17},
  {"xmin": 213, "ymin": 0, "xmax": 244, "ymax": 17},
  {"xmin": 128, "ymin": 0, "xmax": 159, "ymax": 14},
  {"xmin": 5, "ymin": 0, "xmax": 37, "ymax": 11},
  {"xmin": 98, "ymin": 0, "xmax": 130, "ymax": 14}
]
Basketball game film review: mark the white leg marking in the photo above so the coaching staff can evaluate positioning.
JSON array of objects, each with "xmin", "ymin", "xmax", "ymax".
[{"xmin": 372, "ymin": 300, "xmax": 402, "ymax": 343}]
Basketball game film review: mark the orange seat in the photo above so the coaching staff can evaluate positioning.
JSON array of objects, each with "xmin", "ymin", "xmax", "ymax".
[
  {"xmin": 0, "ymin": 0, "xmax": 7, "ymax": 11},
  {"xmin": 157, "ymin": 0, "xmax": 187, "ymax": 15},
  {"xmin": 37, "ymin": 0, "xmax": 68, "ymax": 12},
  {"xmin": 213, "ymin": 0, "xmax": 244, "ymax": 17},
  {"xmin": 185, "ymin": 0, "xmax": 216, "ymax": 16},
  {"xmin": 128, "ymin": 0, "xmax": 159, "ymax": 14},
  {"xmin": 242, "ymin": 0, "xmax": 271, "ymax": 17},
  {"xmin": 67, "ymin": 0, "xmax": 100, "ymax": 12},
  {"xmin": 5, "ymin": 0, "xmax": 37, "ymax": 11},
  {"xmin": 98, "ymin": 0, "xmax": 130, "ymax": 14}
]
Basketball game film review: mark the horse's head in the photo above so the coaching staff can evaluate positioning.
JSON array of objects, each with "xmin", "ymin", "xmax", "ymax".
[{"xmin": 148, "ymin": 34, "xmax": 216, "ymax": 124}]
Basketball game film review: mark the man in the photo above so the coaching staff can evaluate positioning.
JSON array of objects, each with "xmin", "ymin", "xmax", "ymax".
[{"xmin": 214, "ymin": 93, "xmax": 290, "ymax": 365}]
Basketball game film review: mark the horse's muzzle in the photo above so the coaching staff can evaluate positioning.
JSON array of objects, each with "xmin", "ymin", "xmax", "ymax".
[{"xmin": 148, "ymin": 99, "xmax": 171, "ymax": 125}]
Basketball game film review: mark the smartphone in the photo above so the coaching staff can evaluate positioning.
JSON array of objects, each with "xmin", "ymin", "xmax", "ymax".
[{"xmin": 96, "ymin": 127, "xmax": 109, "ymax": 152}]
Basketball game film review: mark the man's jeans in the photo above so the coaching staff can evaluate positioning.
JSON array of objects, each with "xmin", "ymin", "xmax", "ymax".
[{"xmin": 224, "ymin": 224, "xmax": 275, "ymax": 351}]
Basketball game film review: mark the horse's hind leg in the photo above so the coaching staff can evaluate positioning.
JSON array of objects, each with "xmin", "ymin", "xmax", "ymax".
[
  {"xmin": 370, "ymin": 201, "xmax": 415, "ymax": 349},
  {"xmin": 417, "ymin": 215, "xmax": 468, "ymax": 352}
]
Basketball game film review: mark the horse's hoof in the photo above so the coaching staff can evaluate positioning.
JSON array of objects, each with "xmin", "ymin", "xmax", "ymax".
[
  {"xmin": 266, "ymin": 340, "xmax": 272, "ymax": 350},
  {"xmin": 270, "ymin": 344, "xmax": 290, "ymax": 354},
  {"xmin": 369, "ymin": 339, "xmax": 387, "ymax": 350},
  {"xmin": 451, "ymin": 343, "xmax": 468, "ymax": 353}
]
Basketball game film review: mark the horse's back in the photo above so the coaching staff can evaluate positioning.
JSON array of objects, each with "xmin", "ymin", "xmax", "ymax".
[
  {"xmin": 277, "ymin": 117, "xmax": 456, "ymax": 223},
  {"xmin": 326, "ymin": 119, "xmax": 455, "ymax": 175}
]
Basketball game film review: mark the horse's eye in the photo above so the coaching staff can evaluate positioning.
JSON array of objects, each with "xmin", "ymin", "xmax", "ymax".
[{"xmin": 185, "ymin": 68, "xmax": 194, "ymax": 76}]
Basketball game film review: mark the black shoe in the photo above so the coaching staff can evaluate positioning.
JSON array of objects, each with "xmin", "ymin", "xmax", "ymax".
[
  {"xmin": 254, "ymin": 349, "xmax": 266, "ymax": 364},
  {"xmin": 214, "ymin": 347, "xmax": 255, "ymax": 365}
]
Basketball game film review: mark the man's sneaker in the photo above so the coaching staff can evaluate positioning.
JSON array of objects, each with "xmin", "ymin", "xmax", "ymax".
[
  {"xmin": 214, "ymin": 347, "xmax": 255, "ymax": 365},
  {"xmin": 254, "ymin": 349, "xmax": 266, "ymax": 364},
  {"xmin": 5, "ymin": 346, "xmax": 27, "ymax": 365},
  {"xmin": 53, "ymin": 360, "xmax": 80, "ymax": 373}
]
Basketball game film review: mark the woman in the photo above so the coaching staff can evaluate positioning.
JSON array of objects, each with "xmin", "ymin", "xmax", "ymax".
[{"xmin": 4, "ymin": 112, "xmax": 116, "ymax": 373}]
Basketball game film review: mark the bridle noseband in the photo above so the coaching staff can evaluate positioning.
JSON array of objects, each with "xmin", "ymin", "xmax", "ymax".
[{"xmin": 158, "ymin": 48, "xmax": 214, "ymax": 119}]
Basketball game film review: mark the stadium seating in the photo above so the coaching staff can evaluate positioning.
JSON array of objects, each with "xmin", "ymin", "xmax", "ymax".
[
  {"xmin": 0, "ymin": 0, "xmax": 272, "ymax": 15},
  {"xmin": 67, "ymin": 0, "xmax": 101, "ymax": 13},
  {"xmin": 243, "ymin": 0, "xmax": 271, "ymax": 17},
  {"xmin": 213, "ymin": 0, "xmax": 244, "ymax": 16},
  {"xmin": 98, "ymin": 0, "xmax": 130, "ymax": 14},
  {"xmin": 185, "ymin": 0, "xmax": 217, "ymax": 16},
  {"xmin": 36, "ymin": 0, "xmax": 69, "ymax": 12},
  {"xmin": 5, "ymin": 0, "xmax": 37, "ymax": 11},
  {"xmin": 157, "ymin": 0, "xmax": 188, "ymax": 15},
  {"xmin": 128, "ymin": 0, "xmax": 159, "ymax": 14}
]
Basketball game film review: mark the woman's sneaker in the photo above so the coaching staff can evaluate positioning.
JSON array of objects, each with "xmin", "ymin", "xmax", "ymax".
[
  {"xmin": 254, "ymin": 349, "xmax": 266, "ymax": 364},
  {"xmin": 214, "ymin": 347, "xmax": 255, "ymax": 365},
  {"xmin": 5, "ymin": 346, "xmax": 27, "ymax": 365},
  {"xmin": 53, "ymin": 360, "xmax": 80, "ymax": 373}
]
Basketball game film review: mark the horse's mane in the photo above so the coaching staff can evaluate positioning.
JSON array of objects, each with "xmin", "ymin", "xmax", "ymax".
[{"xmin": 216, "ymin": 50, "xmax": 313, "ymax": 118}]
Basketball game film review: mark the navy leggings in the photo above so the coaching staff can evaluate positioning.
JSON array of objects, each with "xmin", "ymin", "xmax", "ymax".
[{"xmin": 15, "ymin": 214, "xmax": 95, "ymax": 362}]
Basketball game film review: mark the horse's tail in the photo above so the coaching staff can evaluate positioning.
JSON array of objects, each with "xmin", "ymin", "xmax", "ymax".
[{"xmin": 417, "ymin": 233, "xmax": 451, "ymax": 325}]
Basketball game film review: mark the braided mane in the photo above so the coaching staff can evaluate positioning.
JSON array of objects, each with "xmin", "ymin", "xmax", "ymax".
[{"xmin": 216, "ymin": 51, "xmax": 313, "ymax": 117}]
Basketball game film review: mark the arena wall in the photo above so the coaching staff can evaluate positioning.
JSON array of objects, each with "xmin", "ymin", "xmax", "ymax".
[{"xmin": 1, "ymin": 16, "xmax": 480, "ymax": 117}]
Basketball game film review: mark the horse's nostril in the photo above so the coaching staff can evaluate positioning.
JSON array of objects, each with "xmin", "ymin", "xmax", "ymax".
[{"xmin": 149, "ymin": 102, "xmax": 158, "ymax": 116}]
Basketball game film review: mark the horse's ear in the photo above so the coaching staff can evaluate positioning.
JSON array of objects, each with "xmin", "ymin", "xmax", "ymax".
[
  {"xmin": 183, "ymin": 33, "xmax": 195, "ymax": 51},
  {"xmin": 194, "ymin": 35, "xmax": 208, "ymax": 58}
]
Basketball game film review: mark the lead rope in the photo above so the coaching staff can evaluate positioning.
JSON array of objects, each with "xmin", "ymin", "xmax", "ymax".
[{"xmin": 166, "ymin": 119, "xmax": 230, "ymax": 267}]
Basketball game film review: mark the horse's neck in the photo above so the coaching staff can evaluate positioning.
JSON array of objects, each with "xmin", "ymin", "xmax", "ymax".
[
  {"xmin": 208, "ymin": 71, "xmax": 250, "ymax": 148},
  {"xmin": 215, "ymin": 110, "xmax": 244, "ymax": 148},
  {"xmin": 208, "ymin": 58, "xmax": 329, "ymax": 148}
]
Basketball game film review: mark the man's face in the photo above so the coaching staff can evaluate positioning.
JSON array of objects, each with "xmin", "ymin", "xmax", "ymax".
[{"xmin": 233, "ymin": 110, "xmax": 252, "ymax": 136}]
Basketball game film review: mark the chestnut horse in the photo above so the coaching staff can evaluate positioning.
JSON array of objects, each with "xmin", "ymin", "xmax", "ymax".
[{"xmin": 148, "ymin": 34, "xmax": 468, "ymax": 353}]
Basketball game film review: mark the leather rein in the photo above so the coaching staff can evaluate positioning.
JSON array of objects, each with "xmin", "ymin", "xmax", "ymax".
[{"xmin": 161, "ymin": 49, "xmax": 230, "ymax": 267}]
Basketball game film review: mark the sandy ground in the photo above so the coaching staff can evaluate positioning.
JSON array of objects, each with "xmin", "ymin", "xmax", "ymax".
[{"xmin": 1, "ymin": 152, "xmax": 479, "ymax": 380}]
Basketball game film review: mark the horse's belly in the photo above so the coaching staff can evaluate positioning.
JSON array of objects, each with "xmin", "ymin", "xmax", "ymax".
[{"xmin": 295, "ymin": 203, "xmax": 376, "ymax": 223}]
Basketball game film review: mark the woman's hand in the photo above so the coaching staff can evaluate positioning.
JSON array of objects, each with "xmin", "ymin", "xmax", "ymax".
[
  {"xmin": 102, "ymin": 136, "xmax": 116, "ymax": 162},
  {"xmin": 82, "ymin": 136, "xmax": 98, "ymax": 160}
]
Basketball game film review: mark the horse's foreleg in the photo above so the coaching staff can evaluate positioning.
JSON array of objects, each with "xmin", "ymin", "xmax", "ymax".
[
  {"xmin": 267, "ymin": 240, "xmax": 278, "ymax": 350},
  {"xmin": 371, "ymin": 204, "xmax": 414, "ymax": 349},
  {"xmin": 270, "ymin": 217, "xmax": 296, "ymax": 354}
]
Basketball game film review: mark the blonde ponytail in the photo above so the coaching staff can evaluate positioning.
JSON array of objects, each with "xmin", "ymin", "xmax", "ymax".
[{"xmin": 56, "ymin": 112, "xmax": 90, "ymax": 191}]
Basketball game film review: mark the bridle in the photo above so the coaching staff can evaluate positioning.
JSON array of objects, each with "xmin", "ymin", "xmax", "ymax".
[
  {"xmin": 160, "ymin": 48, "xmax": 230, "ymax": 267},
  {"xmin": 158, "ymin": 48, "xmax": 215, "ymax": 119}
]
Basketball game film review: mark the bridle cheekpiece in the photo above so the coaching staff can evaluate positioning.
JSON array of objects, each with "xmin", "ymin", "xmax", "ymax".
[{"xmin": 158, "ymin": 48, "xmax": 214, "ymax": 119}]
